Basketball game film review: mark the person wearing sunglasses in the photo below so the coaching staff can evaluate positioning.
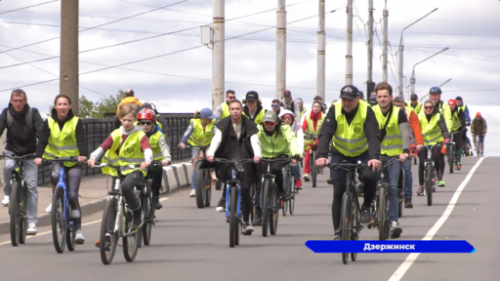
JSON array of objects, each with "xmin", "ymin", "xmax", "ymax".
[
  {"xmin": 416, "ymin": 100, "xmax": 450, "ymax": 195},
  {"xmin": 137, "ymin": 108, "xmax": 171, "ymax": 208},
  {"xmin": 428, "ymin": 86, "xmax": 452, "ymax": 133},
  {"xmin": 214, "ymin": 90, "xmax": 237, "ymax": 120},
  {"xmin": 251, "ymin": 110, "xmax": 301, "ymax": 225},
  {"xmin": 448, "ymin": 99, "xmax": 466, "ymax": 170},
  {"xmin": 279, "ymin": 109, "xmax": 304, "ymax": 190},
  {"xmin": 271, "ymin": 99, "xmax": 284, "ymax": 115},
  {"xmin": 406, "ymin": 93, "xmax": 422, "ymax": 115},
  {"xmin": 301, "ymin": 101, "xmax": 325, "ymax": 182},
  {"xmin": 242, "ymin": 91, "xmax": 265, "ymax": 124},
  {"xmin": 179, "ymin": 108, "xmax": 217, "ymax": 197},
  {"xmin": 315, "ymin": 85, "xmax": 382, "ymax": 240}
]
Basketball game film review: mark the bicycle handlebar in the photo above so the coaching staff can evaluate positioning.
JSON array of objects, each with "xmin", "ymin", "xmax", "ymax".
[
  {"xmin": 325, "ymin": 162, "xmax": 369, "ymax": 171},
  {"xmin": 41, "ymin": 157, "xmax": 84, "ymax": 164},
  {"xmin": 261, "ymin": 158, "xmax": 291, "ymax": 164},
  {"xmin": 182, "ymin": 144, "xmax": 210, "ymax": 150},
  {"xmin": 213, "ymin": 158, "xmax": 254, "ymax": 165},
  {"xmin": 0, "ymin": 153, "xmax": 36, "ymax": 160}
]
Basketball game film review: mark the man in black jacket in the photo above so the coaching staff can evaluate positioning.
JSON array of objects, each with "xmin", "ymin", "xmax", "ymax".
[
  {"xmin": 315, "ymin": 85, "xmax": 382, "ymax": 240},
  {"xmin": 206, "ymin": 99, "xmax": 262, "ymax": 235},
  {"xmin": 0, "ymin": 89, "xmax": 44, "ymax": 234}
]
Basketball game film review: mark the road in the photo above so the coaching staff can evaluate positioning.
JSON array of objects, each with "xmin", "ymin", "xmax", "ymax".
[{"xmin": 0, "ymin": 156, "xmax": 496, "ymax": 281}]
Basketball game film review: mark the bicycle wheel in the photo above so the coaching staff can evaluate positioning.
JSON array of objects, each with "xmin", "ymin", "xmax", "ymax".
[
  {"xmin": 261, "ymin": 179, "xmax": 271, "ymax": 237},
  {"xmin": 99, "ymin": 197, "xmax": 119, "ymax": 265},
  {"xmin": 142, "ymin": 193, "xmax": 153, "ymax": 246},
  {"xmin": 194, "ymin": 161, "xmax": 206, "ymax": 209},
  {"xmin": 270, "ymin": 183, "xmax": 279, "ymax": 235},
  {"xmin": 18, "ymin": 182, "xmax": 27, "ymax": 245},
  {"xmin": 476, "ymin": 136, "xmax": 480, "ymax": 156},
  {"xmin": 289, "ymin": 178, "xmax": 296, "ymax": 216},
  {"xmin": 51, "ymin": 188, "xmax": 66, "ymax": 253},
  {"xmin": 66, "ymin": 204, "xmax": 76, "ymax": 251},
  {"xmin": 9, "ymin": 180, "xmax": 21, "ymax": 247},
  {"xmin": 282, "ymin": 168, "xmax": 289, "ymax": 217},
  {"xmin": 229, "ymin": 185, "xmax": 238, "ymax": 248},
  {"xmin": 311, "ymin": 150, "xmax": 317, "ymax": 188},
  {"xmin": 425, "ymin": 164, "xmax": 433, "ymax": 206},
  {"xmin": 377, "ymin": 184, "xmax": 388, "ymax": 241},
  {"xmin": 204, "ymin": 170, "xmax": 212, "ymax": 207},
  {"xmin": 398, "ymin": 168, "xmax": 404, "ymax": 218},
  {"xmin": 123, "ymin": 208, "xmax": 140, "ymax": 262},
  {"xmin": 351, "ymin": 187, "xmax": 359, "ymax": 262},
  {"xmin": 448, "ymin": 144, "xmax": 454, "ymax": 174},
  {"xmin": 340, "ymin": 192, "xmax": 353, "ymax": 264}
]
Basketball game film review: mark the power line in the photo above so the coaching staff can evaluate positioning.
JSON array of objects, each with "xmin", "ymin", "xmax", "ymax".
[{"xmin": 0, "ymin": 0, "xmax": 59, "ymax": 16}]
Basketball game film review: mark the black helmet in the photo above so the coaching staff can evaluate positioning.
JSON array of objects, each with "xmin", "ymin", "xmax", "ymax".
[
  {"xmin": 410, "ymin": 93, "xmax": 418, "ymax": 100},
  {"xmin": 429, "ymin": 87, "xmax": 442, "ymax": 94}
]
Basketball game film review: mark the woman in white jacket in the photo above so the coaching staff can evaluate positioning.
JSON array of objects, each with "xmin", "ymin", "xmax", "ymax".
[{"xmin": 279, "ymin": 109, "xmax": 304, "ymax": 189}]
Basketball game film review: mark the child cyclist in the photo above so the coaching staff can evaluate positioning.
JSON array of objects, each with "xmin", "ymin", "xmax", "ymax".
[
  {"xmin": 88, "ymin": 104, "xmax": 152, "ymax": 247},
  {"xmin": 278, "ymin": 109, "xmax": 304, "ymax": 189},
  {"xmin": 137, "ymin": 108, "xmax": 172, "ymax": 209}
]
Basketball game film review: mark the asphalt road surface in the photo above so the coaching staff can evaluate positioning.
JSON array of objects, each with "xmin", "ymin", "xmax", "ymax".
[{"xmin": 0, "ymin": 156, "xmax": 495, "ymax": 281}]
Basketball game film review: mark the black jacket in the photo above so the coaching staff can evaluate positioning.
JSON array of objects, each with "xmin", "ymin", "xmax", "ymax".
[
  {"xmin": 317, "ymin": 102, "xmax": 381, "ymax": 160},
  {"xmin": 35, "ymin": 108, "xmax": 88, "ymax": 158},
  {"xmin": 0, "ymin": 104, "xmax": 44, "ymax": 155}
]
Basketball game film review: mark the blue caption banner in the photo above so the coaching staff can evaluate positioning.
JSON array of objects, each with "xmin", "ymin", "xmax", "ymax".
[{"xmin": 305, "ymin": 240, "xmax": 475, "ymax": 253}]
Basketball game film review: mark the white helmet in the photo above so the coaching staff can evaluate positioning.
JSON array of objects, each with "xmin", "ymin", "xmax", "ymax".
[{"xmin": 278, "ymin": 109, "xmax": 294, "ymax": 119}]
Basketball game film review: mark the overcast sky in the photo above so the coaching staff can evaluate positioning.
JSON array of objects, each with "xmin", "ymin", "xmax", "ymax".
[{"xmin": 0, "ymin": 0, "xmax": 498, "ymax": 154}]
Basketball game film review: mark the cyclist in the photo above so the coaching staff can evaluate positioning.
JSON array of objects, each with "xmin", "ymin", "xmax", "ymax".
[
  {"xmin": 470, "ymin": 112, "xmax": 487, "ymax": 157},
  {"xmin": 313, "ymin": 96, "xmax": 328, "ymax": 114},
  {"xmin": 416, "ymin": 100, "xmax": 450, "ymax": 195},
  {"xmin": 455, "ymin": 96, "xmax": 471, "ymax": 126},
  {"xmin": 34, "ymin": 94, "xmax": 88, "ymax": 243},
  {"xmin": 214, "ymin": 90, "xmax": 236, "ymax": 120},
  {"xmin": 271, "ymin": 99, "xmax": 284, "ymax": 115},
  {"xmin": 407, "ymin": 93, "xmax": 422, "ymax": 115},
  {"xmin": 242, "ymin": 91, "xmax": 265, "ymax": 124},
  {"xmin": 252, "ymin": 111, "xmax": 301, "ymax": 225},
  {"xmin": 140, "ymin": 102, "xmax": 169, "ymax": 135},
  {"xmin": 428, "ymin": 87, "xmax": 452, "ymax": 132},
  {"xmin": 372, "ymin": 82, "xmax": 410, "ymax": 238},
  {"xmin": 315, "ymin": 85, "xmax": 381, "ymax": 240},
  {"xmin": 137, "ymin": 108, "xmax": 171, "ymax": 209},
  {"xmin": 114, "ymin": 89, "xmax": 142, "ymax": 129},
  {"xmin": 279, "ymin": 109, "xmax": 304, "ymax": 190},
  {"xmin": 179, "ymin": 108, "xmax": 217, "ymax": 197},
  {"xmin": 206, "ymin": 99, "xmax": 261, "ymax": 235},
  {"xmin": 301, "ymin": 101, "xmax": 325, "ymax": 182},
  {"xmin": 448, "ymin": 99, "xmax": 466, "ymax": 170},
  {"xmin": 280, "ymin": 90, "xmax": 301, "ymax": 119},
  {"xmin": 295, "ymin": 98, "xmax": 307, "ymax": 122},
  {"xmin": 0, "ymin": 89, "xmax": 44, "ymax": 235},
  {"xmin": 392, "ymin": 96, "xmax": 424, "ymax": 209}
]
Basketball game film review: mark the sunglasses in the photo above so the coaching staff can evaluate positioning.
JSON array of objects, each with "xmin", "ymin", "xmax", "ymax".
[
  {"xmin": 139, "ymin": 121, "xmax": 153, "ymax": 125},
  {"xmin": 263, "ymin": 121, "xmax": 277, "ymax": 126},
  {"xmin": 271, "ymin": 105, "xmax": 279, "ymax": 108},
  {"xmin": 424, "ymin": 106, "xmax": 434, "ymax": 110},
  {"xmin": 227, "ymin": 96, "xmax": 236, "ymax": 99}
]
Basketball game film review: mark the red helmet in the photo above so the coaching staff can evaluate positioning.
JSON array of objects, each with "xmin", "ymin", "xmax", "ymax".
[{"xmin": 137, "ymin": 108, "xmax": 156, "ymax": 122}]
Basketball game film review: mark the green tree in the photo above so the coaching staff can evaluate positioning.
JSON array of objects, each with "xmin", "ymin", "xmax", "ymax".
[{"xmin": 79, "ymin": 95, "xmax": 97, "ymax": 118}]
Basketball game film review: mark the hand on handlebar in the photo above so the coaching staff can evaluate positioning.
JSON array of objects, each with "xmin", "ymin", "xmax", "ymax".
[
  {"xmin": 367, "ymin": 159, "xmax": 381, "ymax": 171},
  {"xmin": 254, "ymin": 156, "xmax": 261, "ymax": 163},
  {"xmin": 399, "ymin": 153, "xmax": 409, "ymax": 162},
  {"xmin": 179, "ymin": 143, "xmax": 186, "ymax": 150},
  {"xmin": 315, "ymin": 157, "xmax": 328, "ymax": 168},
  {"xmin": 34, "ymin": 158, "xmax": 42, "ymax": 166},
  {"xmin": 87, "ymin": 158, "xmax": 96, "ymax": 168},
  {"xmin": 140, "ymin": 161, "xmax": 151, "ymax": 170},
  {"xmin": 161, "ymin": 158, "xmax": 171, "ymax": 166},
  {"xmin": 416, "ymin": 144, "xmax": 423, "ymax": 152},
  {"xmin": 207, "ymin": 155, "xmax": 214, "ymax": 162},
  {"xmin": 78, "ymin": 156, "xmax": 87, "ymax": 163}
]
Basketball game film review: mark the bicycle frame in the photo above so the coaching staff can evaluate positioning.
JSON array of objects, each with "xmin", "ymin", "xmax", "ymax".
[
  {"xmin": 225, "ymin": 168, "xmax": 242, "ymax": 220},
  {"xmin": 55, "ymin": 167, "xmax": 73, "ymax": 231}
]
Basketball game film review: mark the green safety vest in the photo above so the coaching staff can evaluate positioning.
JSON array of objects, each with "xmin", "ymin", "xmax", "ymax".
[
  {"xmin": 437, "ymin": 102, "xmax": 452, "ymax": 133},
  {"xmin": 332, "ymin": 100, "xmax": 369, "ymax": 157},
  {"xmin": 408, "ymin": 101, "xmax": 421, "ymax": 115},
  {"xmin": 102, "ymin": 129, "xmax": 147, "ymax": 177},
  {"xmin": 220, "ymin": 102, "xmax": 230, "ymax": 119},
  {"xmin": 300, "ymin": 108, "xmax": 307, "ymax": 120},
  {"xmin": 418, "ymin": 112, "xmax": 444, "ymax": 145},
  {"xmin": 405, "ymin": 106, "xmax": 415, "ymax": 115},
  {"xmin": 187, "ymin": 119, "xmax": 215, "ymax": 147},
  {"xmin": 451, "ymin": 108, "xmax": 462, "ymax": 132},
  {"xmin": 148, "ymin": 130, "xmax": 164, "ymax": 161},
  {"xmin": 303, "ymin": 113, "xmax": 325, "ymax": 144},
  {"xmin": 372, "ymin": 105, "xmax": 403, "ymax": 157},
  {"xmin": 243, "ymin": 109, "xmax": 265, "ymax": 125},
  {"xmin": 257, "ymin": 124, "xmax": 300, "ymax": 158},
  {"xmin": 43, "ymin": 117, "xmax": 80, "ymax": 168}
]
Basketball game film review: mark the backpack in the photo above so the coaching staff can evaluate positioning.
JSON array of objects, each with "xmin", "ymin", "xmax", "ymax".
[{"xmin": 6, "ymin": 107, "xmax": 34, "ymax": 130}]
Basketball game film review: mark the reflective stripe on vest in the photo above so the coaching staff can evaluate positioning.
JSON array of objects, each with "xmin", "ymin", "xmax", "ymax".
[
  {"xmin": 332, "ymin": 100, "xmax": 369, "ymax": 157},
  {"xmin": 187, "ymin": 119, "xmax": 215, "ymax": 147},
  {"xmin": 149, "ymin": 130, "xmax": 163, "ymax": 160},
  {"xmin": 304, "ymin": 114, "xmax": 325, "ymax": 142},
  {"xmin": 102, "ymin": 129, "xmax": 147, "ymax": 177},
  {"xmin": 372, "ymin": 105, "xmax": 403, "ymax": 156},
  {"xmin": 43, "ymin": 116, "xmax": 80, "ymax": 167},
  {"xmin": 419, "ymin": 112, "xmax": 444, "ymax": 145}
]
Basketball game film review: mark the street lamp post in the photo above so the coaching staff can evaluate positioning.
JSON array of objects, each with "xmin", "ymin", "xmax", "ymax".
[
  {"xmin": 398, "ymin": 8, "xmax": 438, "ymax": 97},
  {"xmin": 420, "ymin": 78, "xmax": 452, "ymax": 102},
  {"xmin": 410, "ymin": 47, "xmax": 449, "ymax": 97}
]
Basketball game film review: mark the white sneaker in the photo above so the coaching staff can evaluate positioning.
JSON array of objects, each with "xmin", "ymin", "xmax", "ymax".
[
  {"xmin": 1, "ymin": 195, "xmax": 9, "ymax": 206},
  {"xmin": 45, "ymin": 203, "xmax": 52, "ymax": 213},
  {"xmin": 189, "ymin": 189, "xmax": 195, "ymax": 197},
  {"xmin": 211, "ymin": 171, "xmax": 218, "ymax": 182},
  {"xmin": 303, "ymin": 174, "xmax": 310, "ymax": 182},
  {"xmin": 27, "ymin": 222, "xmax": 37, "ymax": 235},
  {"xmin": 75, "ymin": 230, "xmax": 85, "ymax": 244}
]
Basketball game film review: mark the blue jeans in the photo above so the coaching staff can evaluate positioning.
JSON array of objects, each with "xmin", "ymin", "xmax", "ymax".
[
  {"xmin": 291, "ymin": 163, "xmax": 301, "ymax": 179},
  {"xmin": 386, "ymin": 159, "xmax": 402, "ymax": 223},
  {"xmin": 403, "ymin": 159, "xmax": 412, "ymax": 199},
  {"xmin": 3, "ymin": 150, "xmax": 38, "ymax": 223}
]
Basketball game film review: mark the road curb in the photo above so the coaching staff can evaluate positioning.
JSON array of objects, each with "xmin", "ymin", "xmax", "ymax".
[{"xmin": 0, "ymin": 163, "xmax": 193, "ymax": 236}]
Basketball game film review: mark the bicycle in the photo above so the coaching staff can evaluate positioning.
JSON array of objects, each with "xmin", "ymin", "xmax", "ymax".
[
  {"xmin": 281, "ymin": 162, "xmax": 296, "ymax": 216},
  {"xmin": 184, "ymin": 145, "xmax": 212, "ymax": 209},
  {"xmin": 41, "ymin": 157, "xmax": 84, "ymax": 254},
  {"xmin": 306, "ymin": 136, "xmax": 320, "ymax": 188},
  {"xmin": 92, "ymin": 163, "xmax": 145, "ymax": 265},
  {"xmin": 447, "ymin": 132, "xmax": 461, "ymax": 174},
  {"xmin": 0, "ymin": 153, "xmax": 36, "ymax": 247},
  {"xmin": 211, "ymin": 158, "xmax": 254, "ymax": 248},
  {"xmin": 422, "ymin": 144, "xmax": 441, "ymax": 206},
  {"xmin": 474, "ymin": 134, "xmax": 484, "ymax": 157},
  {"xmin": 138, "ymin": 160, "xmax": 163, "ymax": 247},
  {"xmin": 326, "ymin": 161, "xmax": 368, "ymax": 265}
]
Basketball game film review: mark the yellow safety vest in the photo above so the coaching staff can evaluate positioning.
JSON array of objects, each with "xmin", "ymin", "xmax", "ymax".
[
  {"xmin": 243, "ymin": 109, "xmax": 265, "ymax": 125},
  {"xmin": 43, "ymin": 117, "xmax": 80, "ymax": 168},
  {"xmin": 408, "ymin": 101, "xmax": 421, "ymax": 115},
  {"xmin": 257, "ymin": 124, "xmax": 301, "ymax": 158},
  {"xmin": 187, "ymin": 119, "xmax": 215, "ymax": 147},
  {"xmin": 372, "ymin": 105, "xmax": 403, "ymax": 157},
  {"xmin": 220, "ymin": 102, "xmax": 230, "ymax": 119},
  {"xmin": 148, "ymin": 130, "xmax": 164, "ymax": 161},
  {"xmin": 332, "ymin": 100, "xmax": 369, "ymax": 157},
  {"xmin": 419, "ymin": 112, "xmax": 444, "ymax": 145},
  {"xmin": 405, "ymin": 106, "xmax": 415, "ymax": 115},
  {"xmin": 102, "ymin": 129, "xmax": 147, "ymax": 177},
  {"xmin": 300, "ymin": 108, "xmax": 307, "ymax": 120},
  {"xmin": 304, "ymin": 113, "xmax": 325, "ymax": 144},
  {"xmin": 451, "ymin": 108, "xmax": 462, "ymax": 132}
]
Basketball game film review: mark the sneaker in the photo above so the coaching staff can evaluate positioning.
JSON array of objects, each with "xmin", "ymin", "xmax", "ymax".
[
  {"xmin": 27, "ymin": 222, "xmax": 37, "ymax": 235},
  {"xmin": 252, "ymin": 208, "xmax": 262, "ymax": 226},
  {"xmin": 456, "ymin": 163, "xmax": 461, "ymax": 170},
  {"xmin": 438, "ymin": 180, "xmax": 445, "ymax": 187},
  {"xmin": 359, "ymin": 206, "xmax": 372, "ymax": 225},
  {"xmin": 1, "ymin": 195, "xmax": 9, "ymax": 206},
  {"xmin": 133, "ymin": 210, "xmax": 143, "ymax": 228},
  {"xmin": 152, "ymin": 196, "xmax": 162, "ymax": 209},
  {"xmin": 416, "ymin": 186, "xmax": 424, "ymax": 196},
  {"xmin": 303, "ymin": 174, "xmax": 310, "ymax": 182},
  {"xmin": 95, "ymin": 233, "xmax": 112, "ymax": 250},
  {"xmin": 295, "ymin": 178, "xmax": 302, "ymax": 189},
  {"xmin": 279, "ymin": 190, "xmax": 289, "ymax": 199},
  {"xmin": 404, "ymin": 198, "xmax": 413, "ymax": 209},
  {"xmin": 75, "ymin": 230, "xmax": 85, "ymax": 244},
  {"xmin": 216, "ymin": 197, "xmax": 225, "ymax": 212},
  {"xmin": 45, "ymin": 203, "xmax": 52, "ymax": 213},
  {"xmin": 189, "ymin": 189, "xmax": 195, "ymax": 197},
  {"xmin": 326, "ymin": 177, "xmax": 332, "ymax": 184},
  {"xmin": 334, "ymin": 230, "xmax": 342, "ymax": 240},
  {"xmin": 242, "ymin": 222, "xmax": 254, "ymax": 235},
  {"xmin": 390, "ymin": 221, "xmax": 402, "ymax": 239},
  {"xmin": 398, "ymin": 191, "xmax": 404, "ymax": 203}
]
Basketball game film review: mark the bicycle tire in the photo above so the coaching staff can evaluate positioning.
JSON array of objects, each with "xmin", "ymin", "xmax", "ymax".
[
  {"xmin": 340, "ymin": 192, "xmax": 352, "ymax": 264},
  {"xmin": 377, "ymin": 184, "xmax": 388, "ymax": 241},
  {"xmin": 398, "ymin": 168, "xmax": 404, "ymax": 218},
  {"xmin": 311, "ymin": 150, "xmax": 317, "ymax": 188},
  {"xmin": 18, "ymin": 181, "xmax": 27, "ymax": 245},
  {"xmin": 351, "ymin": 182, "xmax": 359, "ymax": 262},
  {"xmin": 51, "ymin": 188, "xmax": 66, "ymax": 253},
  {"xmin": 100, "ymin": 197, "xmax": 119, "ymax": 265},
  {"xmin": 282, "ymin": 168, "xmax": 290, "ymax": 217},
  {"xmin": 270, "ymin": 183, "xmax": 279, "ymax": 236},
  {"xmin": 261, "ymin": 179, "xmax": 271, "ymax": 237},
  {"xmin": 229, "ymin": 185, "xmax": 238, "ymax": 248},
  {"xmin": 9, "ymin": 180, "xmax": 21, "ymax": 247},
  {"xmin": 204, "ymin": 172, "xmax": 212, "ymax": 207},
  {"xmin": 476, "ymin": 136, "xmax": 480, "ymax": 157},
  {"xmin": 289, "ymin": 179, "xmax": 295, "ymax": 215},
  {"xmin": 123, "ymin": 208, "xmax": 140, "ymax": 262},
  {"xmin": 142, "ymin": 193, "xmax": 153, "ymax": 246},
  {"xmin": 425, "ymin": 164, "xmax": 433, "ymax": 206},
  {"xmin": 448, "ymin": 144, "xmax": 454, "ymax": 174},
  {"xmin": 66, "ymin": 204, "xmax": 76, "ymax": 251},
  {"xmin": 194, "ymin": 161, "xmax": 206, "ymax": 208}
]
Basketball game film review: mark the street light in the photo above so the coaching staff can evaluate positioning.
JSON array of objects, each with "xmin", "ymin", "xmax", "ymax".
[
  {"xmin": 410, "ymin": 47, "xmax": 449, "ymax": 97},
  {"xmin": 420, "ymin": 78, "xmax": 452, "ymax": 102},
  {"xmin": 398, "ymin": 8, "xmax": 439, "ymax": 97}
]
